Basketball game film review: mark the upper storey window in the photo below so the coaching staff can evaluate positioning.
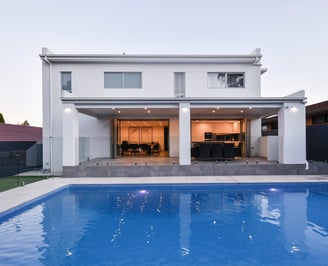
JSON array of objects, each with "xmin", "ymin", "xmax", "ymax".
[
  {"xmin": 208, "ymin": 72, "xmax": 244, "ymax": 88},
  {"xmin": 104, "ymin": 72, "xmax": 142, "ymax": 88},
  {"xmin": 61, "ymin": 72, "xmax": 72, "ymax": 93}
]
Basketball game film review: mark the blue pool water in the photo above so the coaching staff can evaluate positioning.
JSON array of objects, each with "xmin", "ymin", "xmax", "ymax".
[{"xmin": 1, "ymin": 183, "xmax": 328, "ymax": 266}]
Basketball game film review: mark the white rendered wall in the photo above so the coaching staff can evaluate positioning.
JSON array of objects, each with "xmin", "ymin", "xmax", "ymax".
[
  {"xmin": 62, "ymin": 104, "xmax": 79, "ymax": 166},
  {"xmin": 53, "ymin": 63, "xmax": 261, "ymax": 99},
  {"xmin": 42, "ymin": 61, "xmax": 51, "ymax": 171},
  {"xmin": 43, "ymin": 61, "xmax": 64, "ymax": 173},
  {"xmin": 79, "ymin": 114, "xmax": 110, "ymax": 162},
  {"xmin": 250, "ymin": 118, "xmax": 262, "ymax": 156},
  {"xmin": 179, "ymin": 103, "xmax": 191, "ymax": 165},
  {"xmin": 260, "ymin": 136, "xmax": 278, "ymax": 161},
  {"xmin": 278, "ymin": 102, "xmax": 306, "ymax": 164}
]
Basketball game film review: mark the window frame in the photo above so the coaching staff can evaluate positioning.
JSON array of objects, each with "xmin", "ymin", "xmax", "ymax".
[
  {"xmin": 61, "ymin": 71, "xmax": 72, "ymax": 93},
  {"xmin": 104, "ymin": 72, "xmax": 142, "ymax": 89},
  {"xmin": 174, "ymin": 72, "xmax": 186, "ymax": 97},
  {"xmin": 207, "ymin": 72, "xmax": 245, "ymax": 89}
]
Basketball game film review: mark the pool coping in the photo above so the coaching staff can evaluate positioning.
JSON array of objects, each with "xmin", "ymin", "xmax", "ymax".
[{"xmin": 1, "ymin": 175, "xmax": 328, "ymax": 216}]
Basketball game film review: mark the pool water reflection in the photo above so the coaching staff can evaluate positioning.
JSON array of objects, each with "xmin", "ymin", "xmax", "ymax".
[{"xmin": 1, "ymin": 184, "xmax": 328, "ymax": 265}]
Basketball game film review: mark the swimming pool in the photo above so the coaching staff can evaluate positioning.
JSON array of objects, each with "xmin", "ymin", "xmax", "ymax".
[{"xmin": 1, "ymin": 183, "xmax": 328, "ymax": 265}]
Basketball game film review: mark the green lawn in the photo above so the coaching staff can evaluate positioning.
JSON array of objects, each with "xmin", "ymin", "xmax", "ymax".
[{"xmin": 0, "ymin": 176, "xmax": 48, "ymax": 193}]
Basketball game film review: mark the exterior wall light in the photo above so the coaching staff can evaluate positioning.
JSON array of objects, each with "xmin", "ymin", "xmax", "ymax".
[
  {"xmin": 181, "ymin": 107, "xmax": 189, "ymax": 112},
  {"xmin": 64, "ymin": 107, "xmax": 71, "ymax": 113},
  {"xmin": 291, "ymin": 106, "xmax": 298, "ymax": 112}
]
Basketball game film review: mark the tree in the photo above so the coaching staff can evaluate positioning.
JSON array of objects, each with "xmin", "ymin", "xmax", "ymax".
[
  {"xmin": 0, "ymin": 113, "xmax": 5, "ymax": 123},
  {"xmin": 20, "ymin": 120, "xmax": 30, "ymax": 126}
]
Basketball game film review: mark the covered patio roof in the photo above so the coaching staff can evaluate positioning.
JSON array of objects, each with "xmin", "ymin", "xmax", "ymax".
[{"xmin": 62, "ymin": 96, "xmax": 305, "ymax": 119}]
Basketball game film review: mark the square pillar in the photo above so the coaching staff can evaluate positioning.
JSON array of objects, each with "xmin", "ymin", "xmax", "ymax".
[
  {"xmin": 278, "ymin": 102, "xmax": 306, "ymax": 164},
  {"xmin": 179, "ymin": 103, "xmax": 191, "ymax": 165},
  {"xmin": 62, "ymin": 104, "xmax": 79, "ymax": 166}
]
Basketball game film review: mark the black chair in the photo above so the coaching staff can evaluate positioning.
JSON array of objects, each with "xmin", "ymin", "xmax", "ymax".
[
  {"xmin": 140, "ymin": 144, "xmax": 151, "ymax": 155},
  {"xmin": 224, "ymin": 143, "xmax": 235, "ymax": 160},
  {"xmin": 130, "ymin": 144, "xmax": 140, "ymax": 155},
  {"xmin": 199, "ymin": 143, "xmax": 211, "ymax": 159},
  {"xmin": 191, "ymin": 142, "xmax": 200, "ymax": 158},
  {"xmin": 211, "ymin": 143, "xmax": 224, "ymax": 160},
  {"xmin": 151, "ymin": 143, "xmax": 160, "ymax": 154},
  {"xmin": 121, "ymin": 141, "xmax": 129, "ymax": 155},
  {"xmin": 234, "ymin": 142, "xmax": 242, "ymax": 159}
]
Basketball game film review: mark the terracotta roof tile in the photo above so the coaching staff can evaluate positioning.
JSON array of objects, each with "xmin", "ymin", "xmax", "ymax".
[{"xmin": 0, "ymin": 124, "xmax": 42, "ymax": 142}]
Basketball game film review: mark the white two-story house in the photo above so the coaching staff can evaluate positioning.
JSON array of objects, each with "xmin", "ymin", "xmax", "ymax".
[{"xmin": 40, "ymin": 48, "xmax": 306, "ymax": 174}]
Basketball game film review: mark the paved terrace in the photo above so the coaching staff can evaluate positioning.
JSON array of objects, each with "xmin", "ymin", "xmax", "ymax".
[
  {"xmin": 1, "ymin": 174, "xmax": 328, "ymax": 217},
  {"xmin": 63, "ymin": 157, "xmax": 328, "ymax": 177}
]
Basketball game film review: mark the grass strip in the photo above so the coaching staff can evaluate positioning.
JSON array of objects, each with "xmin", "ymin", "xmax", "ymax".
[{"xmin": 0, "ymin": 176, "xmax": 48, "ymax": 193}]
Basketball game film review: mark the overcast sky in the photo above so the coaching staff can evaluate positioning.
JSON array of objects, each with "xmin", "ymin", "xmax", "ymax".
[{"xmin": 0, "ymin": 0, "xmax": 327, "ymax": 127}]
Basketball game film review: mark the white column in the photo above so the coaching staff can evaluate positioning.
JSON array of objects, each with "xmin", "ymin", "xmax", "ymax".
[
  {"xmin": 179, "ymin": 103, "xmax": 191, "ymax": 165},
  {"xmin": 42, "ymin": 60, "xmax": 51, "ymax": 170},
  {"xmin": 62, "ymin": 104, "xmax": 79, "ymax": 166},
  {"xmin": 278, "ymin": 102, "xmax": 306, "ymax": 164}
]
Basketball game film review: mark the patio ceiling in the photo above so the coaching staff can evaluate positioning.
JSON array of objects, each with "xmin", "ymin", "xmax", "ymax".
[{"xmin": 77, "ymin": 106, "xmax": 279, "ymax": 119}]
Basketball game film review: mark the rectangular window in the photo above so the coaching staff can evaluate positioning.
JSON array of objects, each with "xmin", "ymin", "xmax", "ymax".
[
  {"xmin": 104, "ymin": 72, "xmax": 142, "ymax": 88},
  {"xmin": 312, "ymin": 114, "xmax": 328, "ymax": 124},
  {"xmin": 208, "ymin": 72, "xmax": 244, "ymax": 88},
  {"xmin": 61, "ymin": 72, "xmax": 72, "ymax": 92},
  {"xmin": 174, "ymin": 72, "xmax": 185, "ymax": 97}
]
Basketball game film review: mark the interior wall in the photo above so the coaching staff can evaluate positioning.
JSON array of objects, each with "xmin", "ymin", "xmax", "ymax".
[
  {"xmin": 170, "ymin": 117, "xmax": 179, "ymax": 156},
  {"xmin": 119, "ymin": 125, "xmax": 165, "ymax": 150},
  {"xmin": 191, "ymin": 121, "xmax": 240, "ymax": 141}
]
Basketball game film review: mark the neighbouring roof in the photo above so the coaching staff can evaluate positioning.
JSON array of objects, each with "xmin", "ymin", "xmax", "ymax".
[
  {"xmin": 0, "ymin": 124, "xmax": 42, "ymax": 142},
  {"xmin": 306, "ymin": 100, "xmax": 328, "ymax": 116}
]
